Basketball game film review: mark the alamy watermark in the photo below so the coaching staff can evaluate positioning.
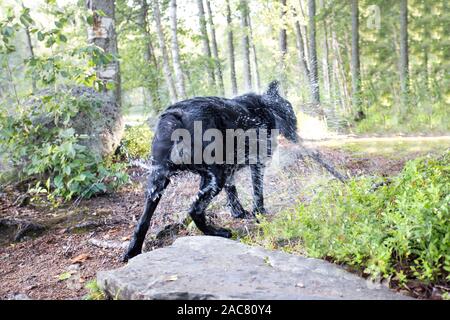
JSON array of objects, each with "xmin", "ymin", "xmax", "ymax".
[{"xmin": 169, "ymin": 121, "xmax": 280, "ymax": 165}]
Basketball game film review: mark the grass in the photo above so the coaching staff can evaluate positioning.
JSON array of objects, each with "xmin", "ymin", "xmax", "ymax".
[{"xmin": 83, "ymin": 280, "xmax": 106, "ymax": 300}]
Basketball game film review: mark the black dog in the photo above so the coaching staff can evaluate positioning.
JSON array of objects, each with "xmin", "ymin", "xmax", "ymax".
[{"xmin": 123, "ymin": 81, "xmax": 298, "ymax": 261}]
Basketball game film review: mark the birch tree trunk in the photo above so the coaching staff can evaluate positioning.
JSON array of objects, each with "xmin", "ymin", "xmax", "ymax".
[
  {"xmin": 279, "ymin": 0, "xmax": 288, "ymax": 94},
  {"xmin": 247, "ymin": 13, "xmax": 261, "ymax": 93},
  {"xmin": 399, "ymin": 0, "xmax": 410, "ymax": 109},
  {"xmin": 331, "ymin": 28, "xmax": 350, "ymax": 113},
  {"xmin": 319, "ymin": 0, "xmax": 331, "ymax": 102},
  {"xmin": 85, "ymin": 0, "xmax": 124, "ymax": 156},
  {"xmin": 351, "ymin": 0, "xmax": 363, "ymax": 118},
  {"xmin": 205, "ymin": 0, "xmax": 224, "ymax": 95},
  {"xmin": 197, "ymin": 0, "xmax": 215, "ymax": 87},
  {"xmin": 240, "ymin": 0, "xmax": 252, "ymax": 92},
  {"xmin": 226, "ymin": 0, "xmax": 238, "ymax": 95},
  {"xmin": 140, "ymin": 0, "xmax": 160, "ymax": 109},
  {"xmin": 294, "ymin": 10, "xmax": 310, "ymax": 96},
  {"xmin": 21, "ymin": 2, "xmax": 36, "ymax": 92},
  {"xmin": 299, "ymin": 0, "xmax": 309, "ymax": 68},
  {"xmin": 308, "ymin": 0, "xmax": 320, "ymax": 104},
  {"xmin": 86, "ymin": 0, "xmax": 121, "ymax": 107},
  {"xmin": 152, "ymin": 0, "xmax": 178, "ymax": 104},
  {"xmin": 169, "ymin": 0, "xmax": 187, "ymax": 99}
]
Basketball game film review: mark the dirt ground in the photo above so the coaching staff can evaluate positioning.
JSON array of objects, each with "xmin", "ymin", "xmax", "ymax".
[{"xmin": 0, "ymin": 140, "xmax": 441, "ymax": 300}]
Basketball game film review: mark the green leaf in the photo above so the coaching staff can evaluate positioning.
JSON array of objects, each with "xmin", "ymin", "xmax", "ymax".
[
  {"xmin": 2, "ymin": 26, "xmax": 14, "ymax": 37},
  {"xmin": 58, "ymin": 271, "xmax": 71, "ymax": 281},
  {"xmin": 37, "ymin": 31, "xmax": 45, "ymax": 41},
  {"xmin": 58, "ymin": 34, "xmax": 67, "ymax": 43}
]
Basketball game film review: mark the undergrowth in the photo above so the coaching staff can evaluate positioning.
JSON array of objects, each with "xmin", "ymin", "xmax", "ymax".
[{"xmin": 247, "ymin": 150, "xmax": 450, "ymax": 292}]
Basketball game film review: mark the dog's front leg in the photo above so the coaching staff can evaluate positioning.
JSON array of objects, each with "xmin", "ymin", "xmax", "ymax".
[
  {"xmin": 250, "ymin": 164, "xmax": 267, "ymax": 215},
  {"xmin": 122, "ymin": 168, "xmax": 170, "ymax": 262}
]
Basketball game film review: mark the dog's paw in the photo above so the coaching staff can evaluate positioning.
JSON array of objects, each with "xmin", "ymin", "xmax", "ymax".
[
  {"xmin": 252, "ymin": 207, "xmax": 268, "ymax": 215},
  {"xmin": 121, "ymin": 249, "xmax": 141, "ymax": 263},
  {"xmin": 212, "ymin": 227, "xmax": 232, "ymax": 238},
  {"xmin": 231, "ymin": 209, "xmax": 251, "ymax": 219},
  {"xmin": 121, "ymin": 253, "xmax": 131, "ymax": 263}
]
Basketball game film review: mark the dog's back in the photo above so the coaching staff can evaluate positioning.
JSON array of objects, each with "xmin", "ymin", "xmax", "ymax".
[{"xmin": 150, "ymin": 94, "xmax": 277, "ymax": 168}]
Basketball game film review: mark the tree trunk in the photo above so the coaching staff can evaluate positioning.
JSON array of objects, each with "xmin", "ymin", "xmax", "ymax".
[
  {"xmin": 240, "ymin": 0, "xmax": 252, "ymax": 92},
  {"xmin": 294, "ymin": 11, "xmax": 310, "ymax": 97},
  {"xmin": 205, "ymin": 0, "xmax": 224, "ymax": 95},
  {"xmin": 140, "ymin": 0, "xmax": 161, "ymax": 110},
  {"xmin": 226, "ymin": 0, "xmax": 238, "ymax": 95},
  {"xmin": 299, "ymin": 0, "xmax": 309, "ymax": 68},
  {"xmin": 351, "ymin": 0, "xmax": 363, "ymax": 118},
  {"xmin": 247, "ymin": 13, "xmax": 261, "ymax": 93},
  {"xmin": 169, "ymin": 0, "xmax": 187, "ymax": 99},
  {"xmin": 331, "ymin": 28, "xmax": 350, "ymax": 113},
  {"xmin": 319, "ymin": 0, "xmax": 331, "ymax": 102},
  {"xmin": 308, "ymin": 0, "xmax": 320, "ymax": 104},
  {"xmin": 399, "ymin": 0, "xmax": 409, "ymax": 109},
  {"xmin": 279, "ymin": 0, "xmax": 288, "ymax": 94},
  {"xmin": 152, "ymin": 0, "xmax": 178, "ymax": 104},
  {"xmin": 21, "ymin": 2, "xmax": 36, "ymax": 92},
  {"xmin": 86, "ymin": 0, "xmax": 121, "ymax": 107},
  {"xmin": 196, "ymin": 0, "xmax": 215, "ymax": 87},
  {"xmin": 141, "ymin": 0, "xmax": 158, "ymax": 68}
]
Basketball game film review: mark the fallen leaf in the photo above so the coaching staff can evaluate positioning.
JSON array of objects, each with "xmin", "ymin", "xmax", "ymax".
[
  {"xmin": 58, "ymin": 272, "xmax": 72, "ymax": 281},
  {"xmin": 121, "ymin": 236, "xmax": 131, "ymax": 241},
  {"xmin": 71, "ymin": 253, "xmax": 90, "ymax": 264}
]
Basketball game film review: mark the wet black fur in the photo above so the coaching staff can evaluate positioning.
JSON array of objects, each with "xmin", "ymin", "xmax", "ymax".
[{"xmin": 123, "ymin": 81, "xmax": 298, "ymax": 261}]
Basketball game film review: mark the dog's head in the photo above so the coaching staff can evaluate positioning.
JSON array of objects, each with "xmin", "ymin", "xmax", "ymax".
[{"xmin": 262, "ymin": 81, "xmax": 298, "ymax": 143}]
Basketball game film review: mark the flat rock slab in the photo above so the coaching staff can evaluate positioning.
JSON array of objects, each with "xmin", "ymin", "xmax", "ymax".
[{"xmin": 97, "ymin": 236, "xmax": 410, "ymax": 300}]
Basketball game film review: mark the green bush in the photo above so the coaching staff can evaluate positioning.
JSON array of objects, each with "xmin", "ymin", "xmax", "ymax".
[
  {"xmin": 250, "ymin": 151, "xmax": 450, "ymax": 285},
  {"xmin": 120, "ymin": 124, "xmax": 153, "ymax": 159},
  {"xmin": 0, "ymin": 91, "xmax": 129, "ymax": 205}
]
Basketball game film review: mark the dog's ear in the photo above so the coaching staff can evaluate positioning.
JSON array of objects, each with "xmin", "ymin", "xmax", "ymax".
[{"xmin": 266, "ymin": 80, "xmax": 280, "ymax": 97}]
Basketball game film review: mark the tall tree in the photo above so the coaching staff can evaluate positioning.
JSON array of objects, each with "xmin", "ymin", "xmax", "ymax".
[
  {"xmin": 319, "ymin": 0, "xmax": 331, "ymax": 102},
  {"xmin": 307, "ymin": 0, "xmax": 320, "ymax": 104},
  {"xmin": 239, "ymin": 0, "xmax": 252, "ymax": 92},
  {"xmin": 152, "ymin": 0, "xmax": 178, "ymax": 103},
  {"xmin": 21, "ymin": 2, "xmax": 36, "ymax": 92},
  {"xmin": 140, "ymin": 0, "xmax": 160, "ymax": 109},
  {"xmin": 225, "ymin": 0, "xmax": 238, "ymax": 95},
  {"xmin": 169, "ymin": 0, "xmax": 186, "ymax": 99},
  {"xmin": 279, "ymin": 0, "xmax": 288, "ymax": 94},
  {"xmin": 294, "ymin": 8, "xmax": 310, "ymax": 94},
  {"xmin": 399, "ymin": 0, "xmax": 409, "ymax": 109},
  {"xmin": 298, "ymin": 0, "xmax": 310, "ymax": 66},
  {"xmin": 351, "ymin": 0, "xmax": 363, "ymax": 118},
  {"xmin": 86, "ymin": 0, "xmax": 121, "ymax": 107},
  {"xmin": 196, "ymin": 0, "xmax": 215, "ymax": 87},
  {"xmin": 205, "ymin": 0, "xmax": 224, "ymax": 95},
  {"xmin": 247, "ymin": 13, "xmax": 261, "ymax": 92}
]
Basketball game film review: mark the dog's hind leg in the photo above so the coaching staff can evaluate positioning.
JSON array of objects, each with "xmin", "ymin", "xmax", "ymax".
[
  {"xmin": 224, "ymin": 176, "xmax": 250, "ymax": 218},
  {"xmin": 250, "ymin": 164, "xmax": 267, "ymax": 215},
  {"xmin": 122, "ymin": 166, "xmax": 170, "ymax": 262},
  {"xmin": 189, "ymin": 172, "xmax": 232, "ymax": 238}
]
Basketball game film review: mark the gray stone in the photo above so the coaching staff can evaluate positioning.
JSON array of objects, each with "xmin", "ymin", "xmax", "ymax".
[
  {"xmin": 29, "ymin": 86, "xmax": 124, "ymax": 158},
  {"xmin": 97, "ymin": 236, "xmax": 411, "ymax": 300},
  {"xmin": 8, "ymin": 293, "xmax": 31, "ymax": 300}
]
